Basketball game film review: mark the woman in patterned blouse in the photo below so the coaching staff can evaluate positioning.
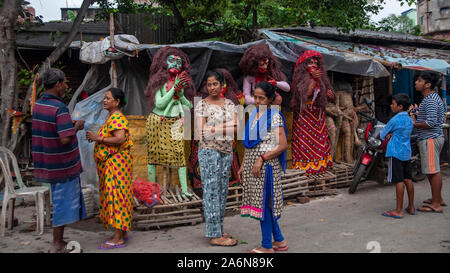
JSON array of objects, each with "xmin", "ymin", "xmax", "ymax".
[{"xmin": 195, "ymin": 69, "xmax": 239, "ymax": 247}]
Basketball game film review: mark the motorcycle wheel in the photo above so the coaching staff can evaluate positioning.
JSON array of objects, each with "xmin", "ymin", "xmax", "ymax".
[
  {"xmin": 374, "ymin": 158, "xmax": 388, "ymax": 185},
  {"xmin": 411, "ymin": 157, "xmax": 426, "ymax": 182},
  {"xmin": 353, "ymin": 147, "xmax": 364, "ymax": 175},
  {"xmin": 349, "ymin": 164, "xmax": 367, "ymax": 194},
  {"xmin": 412, "ymin": 169, "xmax": 426, "ymax": 182}
]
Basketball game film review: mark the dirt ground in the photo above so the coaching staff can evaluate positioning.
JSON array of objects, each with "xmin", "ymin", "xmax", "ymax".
[{"xmin": 1, "ymin": 167, "xmax": 449, "ymax": 253}]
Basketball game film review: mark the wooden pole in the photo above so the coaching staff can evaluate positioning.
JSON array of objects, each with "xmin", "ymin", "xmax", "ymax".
[{"xmin": 109, "ymin": 13, "xmax": 118, "ymax": 88}]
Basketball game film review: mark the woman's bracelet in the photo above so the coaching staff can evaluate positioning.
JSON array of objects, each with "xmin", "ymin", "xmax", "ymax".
[{"xmin": 260, "ymin": 154, "xmax": 267, "ymax": 162}]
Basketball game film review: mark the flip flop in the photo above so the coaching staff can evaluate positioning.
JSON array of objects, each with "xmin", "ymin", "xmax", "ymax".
[
  {"xmin": 272, "ymin": 240, "xmax": 288, "ymax": 251},
  {"xmin": 104, "ymin": 237, "xmax": 129, "ymax": 243},
  {"xmin": 273, "ymin": 245, "xmax": 289, "ymax": 251},
  {"xmin": 247, "ymin": 248, "xmax": 274, "ymax": 253},
  {"xmin": 98, "ymin": 241, "xmax": 126, "ymax": 250},
  {"xmin": 417, "ymin": 205, "xmax": 443, "ymax": 213},
  {"xmin": 248, "ymin": 248, "xmax": 265, "ymax": 253},
  {"xmin": 423, "ymin": 199, "xmax": 447, "ymax": 207},
  {"xmin": 405, "ymin": 208, "xmax": 416, "ymax": 215},
  {"xmin": 382, "ymin": 211, "xmax": 403, "ymax": 219}
]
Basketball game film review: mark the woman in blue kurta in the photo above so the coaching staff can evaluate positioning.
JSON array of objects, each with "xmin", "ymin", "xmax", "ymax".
[{"xmin": 239, "ymin": 81, "xmax": 289, "ymax": 253}]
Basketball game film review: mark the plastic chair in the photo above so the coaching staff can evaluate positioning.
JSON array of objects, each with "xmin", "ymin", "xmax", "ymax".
[{"xmin": 0, "ymin": 146, "xmax": 51, "ymax": 236}]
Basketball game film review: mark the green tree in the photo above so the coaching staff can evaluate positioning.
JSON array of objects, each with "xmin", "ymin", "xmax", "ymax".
[
  {"xmin": 96, "ymin": 0, "xmax": 416, "ymax": 43},
  {"xmin": 377, "ymin": 13, "xmax": 419, "ymax": 34}
]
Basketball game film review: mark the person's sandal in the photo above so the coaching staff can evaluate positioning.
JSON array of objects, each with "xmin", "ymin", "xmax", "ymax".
[
  {"xmin": 423, "ymin": 199, "xmax": 447, "ymax": 207},
  {"xmin": 247, "ymin": 247, "xmax": 274, "ymax": 253},
  {"xmin": 417, "ymin": 205, "xmax": 443, "ymax": 213},
  {"xmin": 272, "ymin": 241, "xmax": 289, "ymax": 251},
  {"xmin": 99, "ymin": 241, "xmax": 127, "ymax": 250}
]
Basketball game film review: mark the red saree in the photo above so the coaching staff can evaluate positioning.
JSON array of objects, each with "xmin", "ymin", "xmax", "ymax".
[{"xmin": 292, "ymin": 102, "xmax": 333, "ymax": 175}]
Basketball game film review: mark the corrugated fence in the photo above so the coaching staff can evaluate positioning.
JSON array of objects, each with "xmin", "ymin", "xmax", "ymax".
[{"xmin": 116, "ymin": 13, "xmax": 177, "ymax": 45}]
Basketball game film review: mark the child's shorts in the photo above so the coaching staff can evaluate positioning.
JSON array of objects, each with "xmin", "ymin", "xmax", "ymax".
[
  {"xmin": 387, "ymin": 157, "xmax": 412, "ymax": 183},
  {"xmin": 418, "ymin": 137, "xmax": 444, "ymax": 174}
]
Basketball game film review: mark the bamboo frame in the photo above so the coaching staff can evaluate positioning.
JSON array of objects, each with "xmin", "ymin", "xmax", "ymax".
[{"xmin": 133, "ymin": 164, "xmax": 354, "ymax": 229}]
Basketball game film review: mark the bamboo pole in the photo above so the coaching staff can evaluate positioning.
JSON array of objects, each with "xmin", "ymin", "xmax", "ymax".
[{"xmin": 109, "ymin": 13, "xmax": 118, "ymax": 88}]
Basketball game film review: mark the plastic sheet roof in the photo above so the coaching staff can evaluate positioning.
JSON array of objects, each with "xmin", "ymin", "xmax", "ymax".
[{"xmin": 262, "ymin": 29, "xmax": 450, "ymax": 75}]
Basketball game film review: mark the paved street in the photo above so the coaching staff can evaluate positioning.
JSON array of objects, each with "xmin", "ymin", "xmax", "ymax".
[{"xmin": 1, "ymin": 167, "xmax": 449, "ymax": 253}]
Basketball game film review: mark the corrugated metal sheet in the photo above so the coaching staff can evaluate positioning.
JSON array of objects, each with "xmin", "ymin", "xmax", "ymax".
[
  {"xmin": 116, "ymin": 14, "xmax": 177, "ymax": 45},
  {"xmin": 269, "ymin": 26, "xmax": 449, "ymax": 49},
  {"xmin": 16, "ymin": 16, "xmax": 178, "ymax": 49}
]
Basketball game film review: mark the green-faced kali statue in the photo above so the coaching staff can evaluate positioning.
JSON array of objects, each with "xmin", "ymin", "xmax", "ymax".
[{"xmin": 144, "ymin": 46, "xmax": 196, "ymax": 197}]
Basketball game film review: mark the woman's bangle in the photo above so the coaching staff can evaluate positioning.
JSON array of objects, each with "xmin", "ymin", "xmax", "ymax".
[
  {"xmin": 99, "ymin": 137, "xmax": 104, "ymax": 143},
  {"xmin": 260, "ymin": 154, "xmax": 266, "ymax": 162}
]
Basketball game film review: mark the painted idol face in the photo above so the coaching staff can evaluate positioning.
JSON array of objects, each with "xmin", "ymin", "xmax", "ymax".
[
  {"xmin": 166, "ymin": 55, "xmax": 182, "ymax": 75},
  {"xmin": 257, "ymin": 58, "xmax": 269, "ymax": 74},
  {"xmin": 306, "ymin": 57, "xmax": 319, "ymax": 73}
]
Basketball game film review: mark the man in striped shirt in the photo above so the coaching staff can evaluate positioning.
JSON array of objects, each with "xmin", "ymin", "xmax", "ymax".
[
  {"xmin": 412, "ymin": 71, "xmax": 446, "ymax": 213},
  {"xmin": 32, "ymin": 68, "xmax": 86, "ymax": 253}
]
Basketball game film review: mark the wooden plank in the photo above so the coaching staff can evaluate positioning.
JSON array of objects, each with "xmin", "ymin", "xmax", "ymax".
[
  {"xmin": 226, "ymin": 193, "xmax": 243, "ymax": 200},
  {"xmin": 168, "ymin": 189, "xmax": 180, "ymax": 203},
  {"xmin": 136, "ymin": 199, "xmax": 204, "ymax": 210},
  {"xmin": 282, "ymin": 180, "xmax": 309, "ymax": 189},
  {"xmin": 284, "ymin": 190, "xmax": 307, "ymax": 196},
  {"xmin": 225, "ymin": 200, "xmax": 243, "ymax": 207},
  {"xmin": 225, "ymin": 206, "xmax": 242, "ymax": 211},
  {"xmin": 133, "ymin": 208, "xmax": 202, "ymax": 220},
  {"xmin": 189, "ymin": 188, "xmax": 201, "ymax": 200},
  {"xmin": 283, "ymin": 187, "xmax": 308, "ymax": 194},
  {"xmin": 175, "ymin": 185, "xmax": 189, "ymax": 202},
  {"xmin": 281, "ymin": 176, "xmax": 309, "ymax": 184},
  {"xmin": 135, "ymin": 214, "xmax": 203, "ymax": 225},
  {"xmin": 136, "ymin": 217, "xmax": 203, "ymax": 229},
  {"xmin": 160, "ymin": 195, "xmax": 172, "ymax": 204}
]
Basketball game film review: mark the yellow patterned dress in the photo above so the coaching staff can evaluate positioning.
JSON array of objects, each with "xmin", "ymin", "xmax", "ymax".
[{"xmin": 94, "ymin": 112, "xmax": 134, "ymax": 231}]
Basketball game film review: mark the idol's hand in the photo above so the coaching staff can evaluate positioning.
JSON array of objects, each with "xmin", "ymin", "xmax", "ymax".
[
  {"xmin": 311, "ymin": 69, "xmax": 322, "ymax": 80},
  {"xmin": 268, "ymin": 76, "xmax": 277, "ymax": 87},
  {"xmin": 174, "ymin": 71, "xmax": 189, "ymax": 93},
  {"xmin": 326, "ymin": 89, "xmax": 335, "ymax": 101}
]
